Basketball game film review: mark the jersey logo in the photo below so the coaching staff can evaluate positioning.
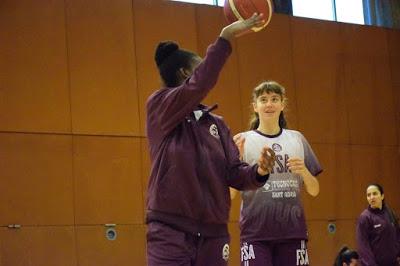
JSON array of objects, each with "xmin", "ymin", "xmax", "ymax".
[
  {"xmin": 222, "ymin": 243, "xmax": 230, "ymax": 261},
  {"xmin": 209, "ymin": 124, "xmax": 220, "ymax": 138},
  {"xmin": 241, "ymin": 242, "xmax": 255, "ymax": 265},
  {"xmin": 296, "ymin": 240, "xmax": 309, "ymax": 265},
  {"xmin": 272, "ymin": 143, "xmax": 282, "ymax": 152}
]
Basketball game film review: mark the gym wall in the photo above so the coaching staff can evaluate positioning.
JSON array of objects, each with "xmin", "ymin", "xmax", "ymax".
[{"xmin": 0, "ymin": 0, "xmax": 399, "ymax": 265}]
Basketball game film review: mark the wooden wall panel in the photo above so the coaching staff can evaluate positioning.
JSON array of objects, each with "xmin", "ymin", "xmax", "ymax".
[
  {"xmin": 134, "ymin": 0, "xmax": 198, "ymax": 136},
  {"xmin": 377, "ymin": 146, "xmax": 400, "ymax": 213},
  {"xmin": 342, "ymin": 25, "xmax": 397, "ymax": 146},
  {"xmin": 291, "ymin": 17, "xmax": 349, "ymax": 144},
  {"xmin": 0, "ymin": 0, "xmax": 71, "ymax": 133},
  {"xmin": 0, "ymin": 133, "xmax": 74, "ymax": 225},
  {"xmin": 307, "ymin": 220, "xmax": 335, "ymax": 266},
  {"xmin": 195, "ymin": 6, "xmax": 244, "ymax": 133},
  {"xmin": 229, "ymin": 192, "xmax": 242, "ymax": 222},
  {"xmin": 76, "ymin": 225, "xmax": 146, "ymax": 266},
  {"xmin": 350, "ymin": 145, "xmax": 400, "ymax": 215},
  {"xmin": 387, "ymin": 29, "xmax": 400, "ymax": 82},
  {"xmin": 228, "ymin": 222, "xmax": 241, "ymax": 266},
  {"xmin": 303, "ymin": 144, "xmax": 355, "ymax": 220},
  {"xmin": 140, "ymin": 138, "xmax": 150, "ymax": 217},
  {"xmin": 387, "ymin": 29, "xmax": 400, "ymax": 145},
  {"xmin": 333, "ymin": 219, "xmax": 357, "ymax": 254},
  {"xmin": 74, "ymin": 136, "xmax": 144, "ymax": 224},
  {"xmin": 0, "ymin": 226, "xmax": 76, "ymax": 266},
  {"xmin": 236, "ymin": 14, "xmax": 298, "ymax": 130},
  {"xmin": 66, "ymin": 0, "xmax": 140, "ymax": 136}
]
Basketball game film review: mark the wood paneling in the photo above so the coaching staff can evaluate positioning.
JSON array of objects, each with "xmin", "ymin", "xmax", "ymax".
[
  {"xmin": 0, "ymin": 226, "xmax": 76, "ymax": 266},
  {"xmin": 307, "ymin": 220, "xmax": 335, "ymax": 266},
  {"xmin": 229, "ymin": 191, "xmax": 242, "ymax": 222},
  {"xmin": 0, "ymin": 133, "xmax": 74, "ymax": 225},
  {"xmin": 291, "ymin": 17, "xmax": 349, "ymax": 144},
  {"xmin": 236, "ymin": 14, "xmax": 298, "ymax": 130},
  {"xmin": 387, "ymin": 29, "xmax": 400, "ymax": 85},
  {"xmin": 66, "ymin": 0, "xmax": 140, "ymax": 135},
  {"xmin": 74, "ymin": 136, "xmax": 144, "ymax": 224},
  {"xmin": 387, "ymin": 29, "xmax": 400, "ymax": 145},
  {"xmin": 195, "ymin": 5, "xmax": 244, "ymax": 133},
  {"xmin": 140, "ymin": 138, "xmax": 150, "ymax": 216},
  {"xmin": 350, "ymin": 145, "xmax": 400, "ymax": 215},
  {"xmin": 1, "ymin": 1, "xmax": 400, "ymax": 265},
  {"xmin": 333, "ymin": 220, "xmax": 357, "ymax": 254},
  {"xmin": 0, "ymin": 0, "xmax": 70, "ymax": 133},
  {"xmin": 76, "ymin": 225, "xmax": 146, "ymax": 266},
  {"xmin": 342, "ymin": 25, "xmax": 397, "ymax": 146},
  {"xmin": 303, "ymin": 144, "xmax": 355, "ymax": 220},
  {"xmin": 228, "ymin": 222, "xmax": 241, "ymax": 266},
  {"xmin": 134, "ymin": 0, "xmax": 198, "ymax": 136}
]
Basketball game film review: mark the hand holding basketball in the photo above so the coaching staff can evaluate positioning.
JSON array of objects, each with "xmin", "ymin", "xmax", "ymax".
[
  {"xmin": 224, "ymin": 0, "xmax": 273, "ymax": 32},
  {"xmin": 220, "ymin": 13, "xmax": 265, "ymax": 40}
]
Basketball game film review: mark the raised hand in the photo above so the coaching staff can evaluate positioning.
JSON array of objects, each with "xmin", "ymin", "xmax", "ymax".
[
  {"xmin": 233, "ymin": 133, "xmax": 245, "ymax": 160},
  {"xmin": 220, "ymin": 13, "xmax": 265, "ymax": 40},
  {"xmin": 257, "ymin": 145, "xmax": 275, "ymax": 176}
]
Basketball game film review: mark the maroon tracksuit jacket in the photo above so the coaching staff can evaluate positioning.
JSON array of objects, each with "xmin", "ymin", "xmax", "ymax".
[{"xmin": 146, "ymin": 37, "xmax": 268, "ymax": 237}]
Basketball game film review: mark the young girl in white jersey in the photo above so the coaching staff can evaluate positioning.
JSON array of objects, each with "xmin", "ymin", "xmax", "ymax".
[{"xmin": 233, "ymin": 81, "xmax": 323, "ymax": 266}]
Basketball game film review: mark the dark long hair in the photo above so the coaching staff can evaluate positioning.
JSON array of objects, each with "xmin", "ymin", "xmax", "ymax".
[
  {"xmin": 367, "ymin": 183, "xmax": 399, "ymax": 228},
  {"xmin": 249, "ymin": 81, "xmax": 288, "ymax": 130},
  {"xmin": 333, "ymin": 246, "xmax": 359, "ymax": 266},
  {"xmin": 154, "ymin": 41, "xmax": 198, "ymax": 87}
]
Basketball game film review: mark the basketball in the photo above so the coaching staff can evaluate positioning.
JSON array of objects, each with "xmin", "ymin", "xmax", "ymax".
[{"xmin": 224, "ymin": 0, "xmax": 273, "ymax": 32}]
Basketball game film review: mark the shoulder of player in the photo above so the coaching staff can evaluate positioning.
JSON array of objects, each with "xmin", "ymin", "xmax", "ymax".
[{"xmin": 282, "ymin": 129, "xmax": 304, "ymax": 138}]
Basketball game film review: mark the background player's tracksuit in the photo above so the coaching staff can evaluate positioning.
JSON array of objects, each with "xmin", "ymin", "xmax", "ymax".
[{"xmin": 356, "ymin": 205, "xmax": 400, "ymax": 266}]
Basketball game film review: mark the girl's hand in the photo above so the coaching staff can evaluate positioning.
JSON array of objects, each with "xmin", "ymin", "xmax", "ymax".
[
  {"xmin": 287, "ymin": 157, "xmax": 310, "ymax": 177},
  {"xmin": 220, "ymin": 13, "xmax": 265, "ymax": 40},
  {"xmin": 257, "ymin": 146, "xmax": 275, "ymax": 176},
  {"xmin": 233, "ymin": 133, "xmax": 245, "ymax": 160}
]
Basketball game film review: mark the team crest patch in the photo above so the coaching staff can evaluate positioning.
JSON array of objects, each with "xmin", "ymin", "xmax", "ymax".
[
  {"xmin": 222, "ymin": 243, "xmax": 230, "ymax": 261},
  {"xmin": 272, "ymin": 143, "xmax": 282, "ymax": 152},
  {"xmin": 209, "ymin": 124, "xmax": 219, "ymax": 138}
]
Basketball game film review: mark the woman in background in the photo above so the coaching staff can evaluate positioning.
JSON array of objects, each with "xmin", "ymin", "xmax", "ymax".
[{"xmin": 356, "ymin": 183, "xmax": 400, "ymax": 266}]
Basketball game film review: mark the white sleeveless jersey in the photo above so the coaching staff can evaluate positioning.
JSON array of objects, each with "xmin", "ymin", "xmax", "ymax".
[{"xmin": 239, "ymin": 129, "xmax": 322, "ymax": 242}]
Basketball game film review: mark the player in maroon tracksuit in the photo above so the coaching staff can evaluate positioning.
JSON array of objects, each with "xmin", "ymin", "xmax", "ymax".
[
  {"xmin": 356, "ymin": 184, "xmax": 400, "ymax": 266},
  {"xmin": 146, "ymin": 14, "xmax": 276, "ymax": 266}
]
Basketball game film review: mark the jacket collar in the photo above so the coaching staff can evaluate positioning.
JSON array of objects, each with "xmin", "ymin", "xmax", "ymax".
[{"xmin": 193, "ymin": 104, "xmax": 218, "ymax": 121}]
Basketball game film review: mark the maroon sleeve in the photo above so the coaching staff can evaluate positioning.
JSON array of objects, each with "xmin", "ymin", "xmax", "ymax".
[
  {"xmin": 147, "ymin": 37, "xmax": 232, "ymax": 138},
  {"xmin": 219, "ymin": 121, "xmax": 268, "ymax": 191}
]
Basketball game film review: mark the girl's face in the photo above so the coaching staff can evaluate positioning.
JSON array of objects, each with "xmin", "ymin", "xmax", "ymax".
[
  {"xmin": 253, "ymin": 92, "xmax": 284, "ymax": 123},
  {"xmin": 366, "ymin": 185, "xmax": 384, "ymax": 209}
]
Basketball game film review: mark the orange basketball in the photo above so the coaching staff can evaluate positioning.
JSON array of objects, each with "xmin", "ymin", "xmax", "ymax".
[{"xmin": 224, "ymin": 0, "xmax": 273, "ymax": 32}]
